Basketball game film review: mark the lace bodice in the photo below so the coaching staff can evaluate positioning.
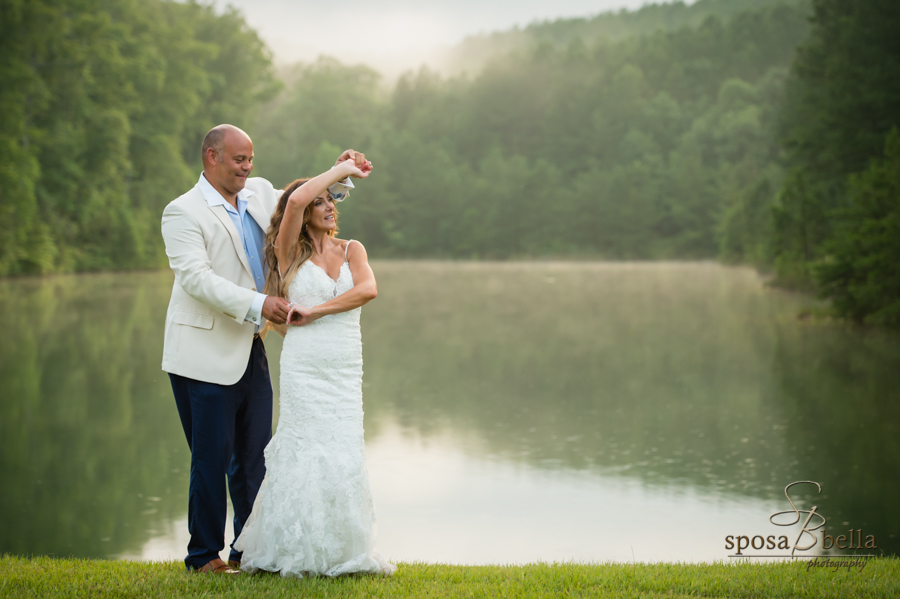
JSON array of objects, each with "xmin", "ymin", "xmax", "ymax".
[{"xmin": 287, "ymin": 258, "xmax": 355, "ymax": 309}]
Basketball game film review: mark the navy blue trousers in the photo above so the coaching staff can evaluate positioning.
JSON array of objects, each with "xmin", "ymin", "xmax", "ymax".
[{"xmin": 169, "ymin": 336, "xmax": 272, "ymax": 570}]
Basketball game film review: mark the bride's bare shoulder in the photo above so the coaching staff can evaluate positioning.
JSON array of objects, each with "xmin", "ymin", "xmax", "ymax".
[{"xmin": 334, "ymin": 237, "xmax": 361, "ymax": 251}]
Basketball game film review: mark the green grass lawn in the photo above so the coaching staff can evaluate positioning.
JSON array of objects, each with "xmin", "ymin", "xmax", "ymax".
[{"xmin": 1, "ymin": 555, "xmax": 898, "ymax": 598}]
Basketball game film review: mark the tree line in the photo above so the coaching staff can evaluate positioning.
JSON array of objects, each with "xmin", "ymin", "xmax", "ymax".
[
  {"xmin": 1, "ymin": 0, "xmax": 897, "ymax": 324},
  {"xmin": 0, "ymin": 0, "xmax": 278, "ymax": 274}
]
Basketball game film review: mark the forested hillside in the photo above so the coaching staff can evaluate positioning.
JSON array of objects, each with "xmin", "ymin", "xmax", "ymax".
[
  {"xmin": 2, "ymin": 0, "xmax": 898, "ymax": 323},
  {"xmin": 254, "ymin": 1, "xmax": 810, "ymax": 260},
  {"xmin": 438, "ymin": 0, "xmax": 802, "ymax": 75}
]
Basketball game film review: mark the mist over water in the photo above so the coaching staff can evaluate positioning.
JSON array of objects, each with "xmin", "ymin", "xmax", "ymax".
[{"xmin": 1, "ymin": 262, "xmax": 896, "ymax": 562}]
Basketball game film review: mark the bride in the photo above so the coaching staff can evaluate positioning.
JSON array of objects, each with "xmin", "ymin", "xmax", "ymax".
[{"xmin": 233, "ymin": 151, "xmax": 395, "ymax": 578}]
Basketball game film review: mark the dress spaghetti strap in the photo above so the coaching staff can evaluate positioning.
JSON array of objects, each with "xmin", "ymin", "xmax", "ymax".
[{"xmin": 344, "ymin": 239, "xmax": 356, "ymax": 263}]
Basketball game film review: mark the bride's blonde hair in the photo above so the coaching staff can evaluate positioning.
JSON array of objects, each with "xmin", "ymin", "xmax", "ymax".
[{"xmin": 263, "ymin": 178, "xmax": 339, "ymax": 298}]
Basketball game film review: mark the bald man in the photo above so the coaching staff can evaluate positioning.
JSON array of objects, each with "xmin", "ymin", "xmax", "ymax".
[{"xmin": 160, "ymin": 125, "xmax": 354, "ymax": 574}]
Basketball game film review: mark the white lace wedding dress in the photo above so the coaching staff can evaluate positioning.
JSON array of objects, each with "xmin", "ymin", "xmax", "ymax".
[{"xmin": 234, "ymin": 242, "xmax": 394, "ymax": 578}]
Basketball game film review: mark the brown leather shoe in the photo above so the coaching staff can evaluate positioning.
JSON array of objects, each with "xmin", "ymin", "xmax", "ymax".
[
  {"xmin": 194, "ymin": 558, "xmax": 240, "ymax": 575},
  {"xmin": 227, "ymin": 560, "xmax": 241, "ymax": 570}
]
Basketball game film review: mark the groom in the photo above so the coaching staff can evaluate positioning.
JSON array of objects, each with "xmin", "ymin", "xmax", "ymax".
[{"xmin": 161, "ymin": 124, "xmax": 355, "ymax": 574}]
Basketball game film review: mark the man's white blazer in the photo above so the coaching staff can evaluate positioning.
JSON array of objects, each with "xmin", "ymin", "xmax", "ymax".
[{"xmin": 161, "ymin": 177, "xmax": 279, "ymax": 385}]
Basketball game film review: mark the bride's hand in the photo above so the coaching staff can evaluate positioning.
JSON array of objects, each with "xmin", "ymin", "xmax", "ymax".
[{"xmin": 287, "ymin": 303, "xmax": 320, "ymax": 326}]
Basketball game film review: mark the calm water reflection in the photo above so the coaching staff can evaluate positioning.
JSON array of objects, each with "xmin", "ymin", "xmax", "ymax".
[{"xmin": 1, "ymin": 262, "xmax": 898, "ymax": 563}]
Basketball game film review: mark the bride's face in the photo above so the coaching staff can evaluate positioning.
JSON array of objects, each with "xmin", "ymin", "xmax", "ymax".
[{"xmin": 307, "ymin": 193, "xmax": 337, "ymax": 233}]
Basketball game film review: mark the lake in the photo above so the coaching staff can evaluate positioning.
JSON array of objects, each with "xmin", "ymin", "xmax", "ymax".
[{"xmin": 1, "ymin": 261, "xmax": 897, "ymax": 564}]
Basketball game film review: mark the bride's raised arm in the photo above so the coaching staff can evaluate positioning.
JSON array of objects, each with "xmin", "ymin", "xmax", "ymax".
[{"xmin": 275, "ymin": 155, "xmax": 370, "ymax": 270}]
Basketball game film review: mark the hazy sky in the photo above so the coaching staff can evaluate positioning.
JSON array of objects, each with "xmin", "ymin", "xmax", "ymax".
[{"xmin": 210, "ymin": 0, "xmax": 676, "ymax": 75}]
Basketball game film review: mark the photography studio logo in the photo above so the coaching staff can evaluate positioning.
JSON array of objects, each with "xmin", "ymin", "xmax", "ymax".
[{"xmin": 725, "ymin": 481, "xmax": 877, "ymax": 571}]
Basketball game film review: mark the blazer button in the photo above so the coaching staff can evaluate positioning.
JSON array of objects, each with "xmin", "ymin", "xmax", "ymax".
[{"xmin": 252, "ymin": 287, "xmax": 256, "ymax": 291}]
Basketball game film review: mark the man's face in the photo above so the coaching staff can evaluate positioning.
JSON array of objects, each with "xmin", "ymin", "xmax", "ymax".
[{"xmin": 208, "ymin": 130, "xmax": 254, "ymax": 195}]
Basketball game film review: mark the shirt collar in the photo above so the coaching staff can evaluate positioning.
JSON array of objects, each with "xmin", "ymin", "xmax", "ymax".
[{"xmin": 198, "ymin": 173, "xmax": 255, "ymax": 213}]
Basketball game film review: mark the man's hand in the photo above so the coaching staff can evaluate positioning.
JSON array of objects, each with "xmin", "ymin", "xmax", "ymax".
[
  {"xmin": 336, "ymin": 159, "xmax": 372, "ymax": 180},
  {"xmin": 335, "ymin": 149, "xmax": 357, "ymax": 165},
  {"xmin": 262, "ymin": 296, "xmax": 291, "ymax": 325},
  {"xmin": 335, "ymin": 149, "xmax": 372, "ymax": 175}
]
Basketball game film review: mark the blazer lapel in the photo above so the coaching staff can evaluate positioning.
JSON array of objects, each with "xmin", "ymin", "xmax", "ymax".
[
  {"xmin": 208, "ymin": 203, "xmax": 253, "ymax": 277},
  {"xmin": 245, "ymin": 196, "xmax": 272, "ymax": 235}
]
